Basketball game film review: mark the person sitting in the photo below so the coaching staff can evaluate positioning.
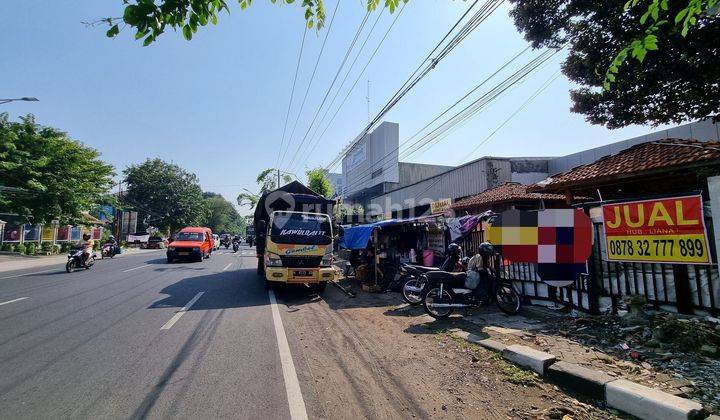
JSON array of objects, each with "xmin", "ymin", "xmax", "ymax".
[
  {"xmin": 467, "ymin": 242, "xmax": 496, "ymax": 301},
  {"xmin": 79, "ymin": 233, "xmax": 95, "ymax": 265}
]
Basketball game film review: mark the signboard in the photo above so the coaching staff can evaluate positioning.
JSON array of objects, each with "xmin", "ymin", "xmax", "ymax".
[
  {"xmin": 42, "ymin": 226, "xmax": 55, "ymax": 242},
  {"xmin": 23, "ymin": 224, "xmax": 39, "ymax": 241},
  {"xmin": 602, "ymin": 195, "xmax": 711, "ymax": 264},
  {"xmin": 486, "ymin": 209, "xmax": 593, "ymax": 287},
  {"xmin": 346, "ymin": 142, "xmax": 367, "ymax": 170},
  {"xmin": 56, "ymin": 226, "xmax": 69, "ymax": 241},
  {"xmin": 3, "ymin": 225, "xmax": 21, "ymax": 242},
  {"xmin": 427, "ymin": 229, "xmax": 445, "ymax": 252},
  {"xmin": 430, "ymin": 198, "xmax": 452, "ymax": 215},
  {"xmin": 91, "ymin": 227, "xmax": 103, "ymax": 240},
  {"xmin": 70, "ymin": 227, "xmax": 82, "ymax": 241}
]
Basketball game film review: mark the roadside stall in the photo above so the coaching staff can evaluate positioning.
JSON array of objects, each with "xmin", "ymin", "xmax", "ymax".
[{"xmin": 338, "ymin": 215, "xmax": 447, "ymax": 290}]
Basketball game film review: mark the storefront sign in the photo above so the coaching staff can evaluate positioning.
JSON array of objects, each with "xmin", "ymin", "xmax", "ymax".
[
  {"xmin": 430, "ymin": 198, "xmax": 452, "ymax": 215},
  {"xmin": 602, "ymin": 195, "xmax": 711, "ymax": 264}
]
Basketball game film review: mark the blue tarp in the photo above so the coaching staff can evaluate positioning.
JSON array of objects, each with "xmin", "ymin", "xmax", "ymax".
[{"xmin": 338, "ymin": 220, "xmax": 399, "ymax": 249}]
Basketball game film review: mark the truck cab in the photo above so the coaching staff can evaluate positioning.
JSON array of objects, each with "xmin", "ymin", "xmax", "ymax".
[{"xmin": 260, "ymin": 211, "xmax": 334, "ymax": 293}]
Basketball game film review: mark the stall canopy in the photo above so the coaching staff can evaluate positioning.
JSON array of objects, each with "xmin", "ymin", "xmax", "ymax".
[{"xmin": 337, "ymin": 216, "xmax": 445, "ymax": 250}]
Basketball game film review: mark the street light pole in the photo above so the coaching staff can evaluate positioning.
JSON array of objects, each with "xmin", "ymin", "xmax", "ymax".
[{"xmin": 0, "ymin": 97, "xmax": 39, "ymax": 105}]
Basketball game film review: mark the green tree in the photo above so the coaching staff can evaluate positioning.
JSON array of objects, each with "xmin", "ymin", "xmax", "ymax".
[
  {"xmin": 203, "ymin": 192, "xmax": 246, "ymax": 234},
  {"xmin": 509, "ymin": 0, "xmax": 719, "ymax": 128},
  {"xmin": 122, "ymin": 158, "xmax": 206, "ymax": 231},
  {"xmin": 306, "ymin": 167, "xmax": 333, "ymax": 198},
  {"xmin": 0, "ymin": 113, "xmax": 115, "ymax": 224},
  {"xmin": 236, "ymin": 168, "xmax": 292, "ymax": 209},
  {"xmin": 104, "ymin": 0, "xmax": 407, "ymax": 45}
]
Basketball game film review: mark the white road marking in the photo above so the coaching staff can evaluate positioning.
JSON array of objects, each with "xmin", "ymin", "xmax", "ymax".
[
  {"xmin": 222, "ymin": 262, "xmax": 233, "ymax": 271},
  {"xmin": 268, "ymin": 290, "xmax": 308, "ymax": 420},
  {"xmin": 0, "ymin": 269, "xmax": 57, "ymax": 280},
  {"xmin": 160, "ymin": 292, "xmax": 205, "ymax": 330},
  {"xmin": 122, "ymin": 265, "xmax": 148, "ymax": 273},
  {"xmin": 0, "ymin": 297, "xmax": 29, "ymax": 306}
]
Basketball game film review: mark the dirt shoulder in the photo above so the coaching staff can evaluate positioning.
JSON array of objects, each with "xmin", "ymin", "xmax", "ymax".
[{"xmin": 276, "ymin": 284, "xmax": 624, "ymax": 419}]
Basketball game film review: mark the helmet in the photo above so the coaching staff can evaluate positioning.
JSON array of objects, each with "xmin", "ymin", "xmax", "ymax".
[
  {"xmin": 109, "ymin": 235, "xmax": 115, "ymax": 239},
  {"xmin": 447, "ymin": 243, "xmax": 462, "ymax": 257},
  {"xmin": 479, "ymin": 241, "xmax": 494, "ymax": 256}
]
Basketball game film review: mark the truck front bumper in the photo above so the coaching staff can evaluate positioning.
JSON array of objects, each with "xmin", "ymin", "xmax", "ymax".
[{"xmin": 265, "ymin": 267, "xmax": 335, "ymax": 284}]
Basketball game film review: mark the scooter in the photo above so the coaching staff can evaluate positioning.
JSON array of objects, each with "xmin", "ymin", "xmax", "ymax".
[
  {"xmin": 421, "ymin": 268, "xmax": 521, "ymax": 319},
  {"xmin": 66, "ymin": 248, "xmax": 96, "ymax": 273},
  {"xmin": 101, "ymin": 243, "xmax": 115, "ymax": 259}
]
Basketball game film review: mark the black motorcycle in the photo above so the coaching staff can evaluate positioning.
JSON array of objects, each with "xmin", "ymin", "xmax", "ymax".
[
  {"xmin": 421, "ymin": 269, "xmax": 521, "ymax": 319},
  {"xmin": 398, "ymin": 263, "xmax": 440, "ymax": 305},
  {"xmin": 398, "ymin": 252, "xmax": 465, "ymax": 305},
  {"xmin": 66, "ymin": 247, "xmax": 96, "ymax": 273}
]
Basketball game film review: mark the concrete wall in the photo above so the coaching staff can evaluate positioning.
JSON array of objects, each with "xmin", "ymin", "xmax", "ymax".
[
  {"xmin": 366, "ymin": 158, "xmax": 513, "ymax": 215},
  {"xmin": 549, "ymin": 119, "xmax": 720, "ymax": 175},
  {"xmin": 398, "ymin": 162, "xmax": 455, "ymax": 187},
  {"xmin": 342, "ymin": 122, "xmax": 400, "ymax": 195}
]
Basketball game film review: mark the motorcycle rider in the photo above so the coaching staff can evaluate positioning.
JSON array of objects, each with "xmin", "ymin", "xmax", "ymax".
[
  {"xmin": 441, "ymin": 243, "xmax": 463, "ymax": 271},
  {"xmin": 79, "ymin": 233, "xmax": 95, "ymax": 265}
]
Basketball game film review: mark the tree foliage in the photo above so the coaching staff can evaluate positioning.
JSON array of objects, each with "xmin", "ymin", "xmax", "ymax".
[
  {"xmin": 306, "ymin": 167, "xmax": 333, "ymax": 198},
  {"xmin": 203, "ymin": 192, "xmax": 246, "ymax": 234},
  {"xmin": 105, "ymin": 0, "xmax": 407, "ymax": 45},
  {"xmin": 236, "ymin": 168, "xmax": 292, "ymax": 209},
  {"xmin": 0, "ymin": 113, "xmax": 115, "ymax": 224},
  {"xmin": 509, "ymin": 0, "xmax": 720, "ymax": 128},
  {"xmin": 122, "ymin": 158, "xmax": 206, "ymax": 231}
]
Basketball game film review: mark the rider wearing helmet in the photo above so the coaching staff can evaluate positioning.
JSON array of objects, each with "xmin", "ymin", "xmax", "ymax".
[{"xmin": 441, "ymin": 243, "xmax": 463, "ymax": 271}]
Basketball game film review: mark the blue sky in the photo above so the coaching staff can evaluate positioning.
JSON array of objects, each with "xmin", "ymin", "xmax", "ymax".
[{"xmin": 1, "ymin": 1, "xmax": 670, "ymax": 215}]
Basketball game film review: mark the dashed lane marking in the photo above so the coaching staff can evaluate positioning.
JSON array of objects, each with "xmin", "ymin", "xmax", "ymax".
[{"xmin": 160, "ymin": 292, "xmax": 205, "ymax": 330}]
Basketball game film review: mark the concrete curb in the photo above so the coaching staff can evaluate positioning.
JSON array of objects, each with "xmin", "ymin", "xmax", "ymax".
[
  {"xmin": 502, "ymin": 344, "xmax": 556, "ymax": 375},
  {"xmin": 458, "ymin": 329, "xmax": 709, "ymax": 420}
]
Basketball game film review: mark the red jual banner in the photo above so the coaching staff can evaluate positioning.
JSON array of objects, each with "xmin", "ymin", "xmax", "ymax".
[{"xmin": 602, "ymin": 195, "xmax": 711, "ymax": 264}]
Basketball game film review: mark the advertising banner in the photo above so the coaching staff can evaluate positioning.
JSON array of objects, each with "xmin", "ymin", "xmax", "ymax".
[
  {"xmin": 3, "ymin": 225, "xmax": 21, "ymax": 242},
  {"xmin": 56, "ymin": 226, "xmax": 69, "ymax": 241},
  {"xmin": 486, "ymin": 209, "xmax": 593, "ymax": 287},
  {"xmin": 602, "ymin": 195, "xmax": 711, "ymax": 264},
  {"xmin": 42, "ymin": 226, "xmax": 55, "ymax": 242},
  {"xmin": 70, "ymin": 227, "xmax": 82, "ymax": 241},
  {"xmin": 23, "ymin": 224, "xmax": 39, "ymax": 242},
  {"xmin": 91, "ymin": 227, "xmax": 103, "ymax": 240}
]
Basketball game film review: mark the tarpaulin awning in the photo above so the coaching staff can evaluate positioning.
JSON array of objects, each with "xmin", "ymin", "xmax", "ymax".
[{"xmin": 337, "ymin": 220, "xmax": 400, "ymax": 249}]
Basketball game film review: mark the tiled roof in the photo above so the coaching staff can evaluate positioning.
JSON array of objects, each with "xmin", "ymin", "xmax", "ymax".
[
  {"xmin": 451, "ymin": 182, "xmax": 567, "ymax": 211},
  {"xmin": 534, "ymin": 139, "xmax": 720, "ymax": 192}
]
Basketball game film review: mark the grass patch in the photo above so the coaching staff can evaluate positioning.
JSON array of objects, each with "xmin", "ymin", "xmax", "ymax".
[{"xmin": 490, "ymin": 353, "xmax": 539, "ymax": 386}]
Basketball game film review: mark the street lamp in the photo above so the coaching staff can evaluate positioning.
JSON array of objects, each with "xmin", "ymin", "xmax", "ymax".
[{"xmin": 0, "ymin": 97, "xmax": 39, "ymax": 105}]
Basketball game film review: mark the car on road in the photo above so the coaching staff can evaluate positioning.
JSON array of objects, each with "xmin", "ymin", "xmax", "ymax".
[
  {"xmin": 143, "ymin": 236, "xmax": 168, "ymax": 249},
  {"xmin": 166, "ymin": 227, "xmax": 214, "ymax": 263},
  {"xmin": 212, "ymin": 234, "xmax": 220, "ymax": 250}
]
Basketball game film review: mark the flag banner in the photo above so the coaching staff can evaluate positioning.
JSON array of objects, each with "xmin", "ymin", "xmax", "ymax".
[
  {"xmin": 486, "ymin": 209, "xmax": 593, "ymax": 287},
  {"xmin": 602, "ymin": 195, "xmax": 711, "ymax": 264}
]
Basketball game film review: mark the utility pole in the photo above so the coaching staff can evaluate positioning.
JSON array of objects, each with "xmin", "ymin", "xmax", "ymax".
[{"xmin": 277, "ymin": 168, "xmax": 281, "ymax": 188}]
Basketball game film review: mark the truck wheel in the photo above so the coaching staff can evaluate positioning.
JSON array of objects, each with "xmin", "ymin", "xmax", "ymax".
[
  {"xmin": 256, "ymin": 257, "xmax": 265, "ymax": 275},
  {"xmin": 264, "ymin": 279, "xmax": 274, "ymax": 290}
]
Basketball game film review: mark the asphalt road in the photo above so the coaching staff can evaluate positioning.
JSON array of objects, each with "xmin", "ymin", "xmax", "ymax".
[{"xmin": 0, "ymin": 246, "xmax": 299, "ymax": 419}]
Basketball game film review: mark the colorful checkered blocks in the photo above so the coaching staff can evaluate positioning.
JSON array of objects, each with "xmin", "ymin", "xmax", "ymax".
[{"xmin": 486, "ymin": 209, "xmax": 593, "ymax": 287}]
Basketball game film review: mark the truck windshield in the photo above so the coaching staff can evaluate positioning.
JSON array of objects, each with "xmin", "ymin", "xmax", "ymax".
[{"xmin": 270, "ymin": 213, "xmax": 331, "ymax": 245}]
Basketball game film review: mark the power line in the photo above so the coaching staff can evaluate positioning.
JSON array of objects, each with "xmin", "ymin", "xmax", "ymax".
[
  {"xmin": 284, "ymin": 11, "xmax": 372, "ymax": 171},
  {"xmin": 341, "ymin": 46, "xmax": 538, "ymax": 194},
  {"xmin": 276, "ymin": 26, "xmax": 309, "ymax": 168},
  {"xmin": 409, "ymin": 67, "xmax": 564, "ymax": 202},
  {"xmin": 291, "ymin": 8, "xmax": 386, "ymax": 172},
  {"xmin": 325, "ymin": 0, "xmax": 505, "ymax": 171},
  {"xmin": 278, "ymin": 0, "xmax": 341, "ymax": 169},
  {"xmin": 295, "ymin": 4, "xmax": 407, "ymax": 172}
]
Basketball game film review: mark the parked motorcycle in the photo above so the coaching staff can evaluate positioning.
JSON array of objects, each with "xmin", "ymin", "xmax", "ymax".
[
  {"xmin": 101, "ymin": 243, "xmax": 116, "ymax": 259},
  {"xmin": 399, "ymin": 244, "xmax": 465, "ymax": 305},
  {"xmin": 421, "ymin": 269, "xmax": 521, "ymax": 319},
  {"xmin": 66, "ymin": 248, "xmax": 96, "ymax": 273}
]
